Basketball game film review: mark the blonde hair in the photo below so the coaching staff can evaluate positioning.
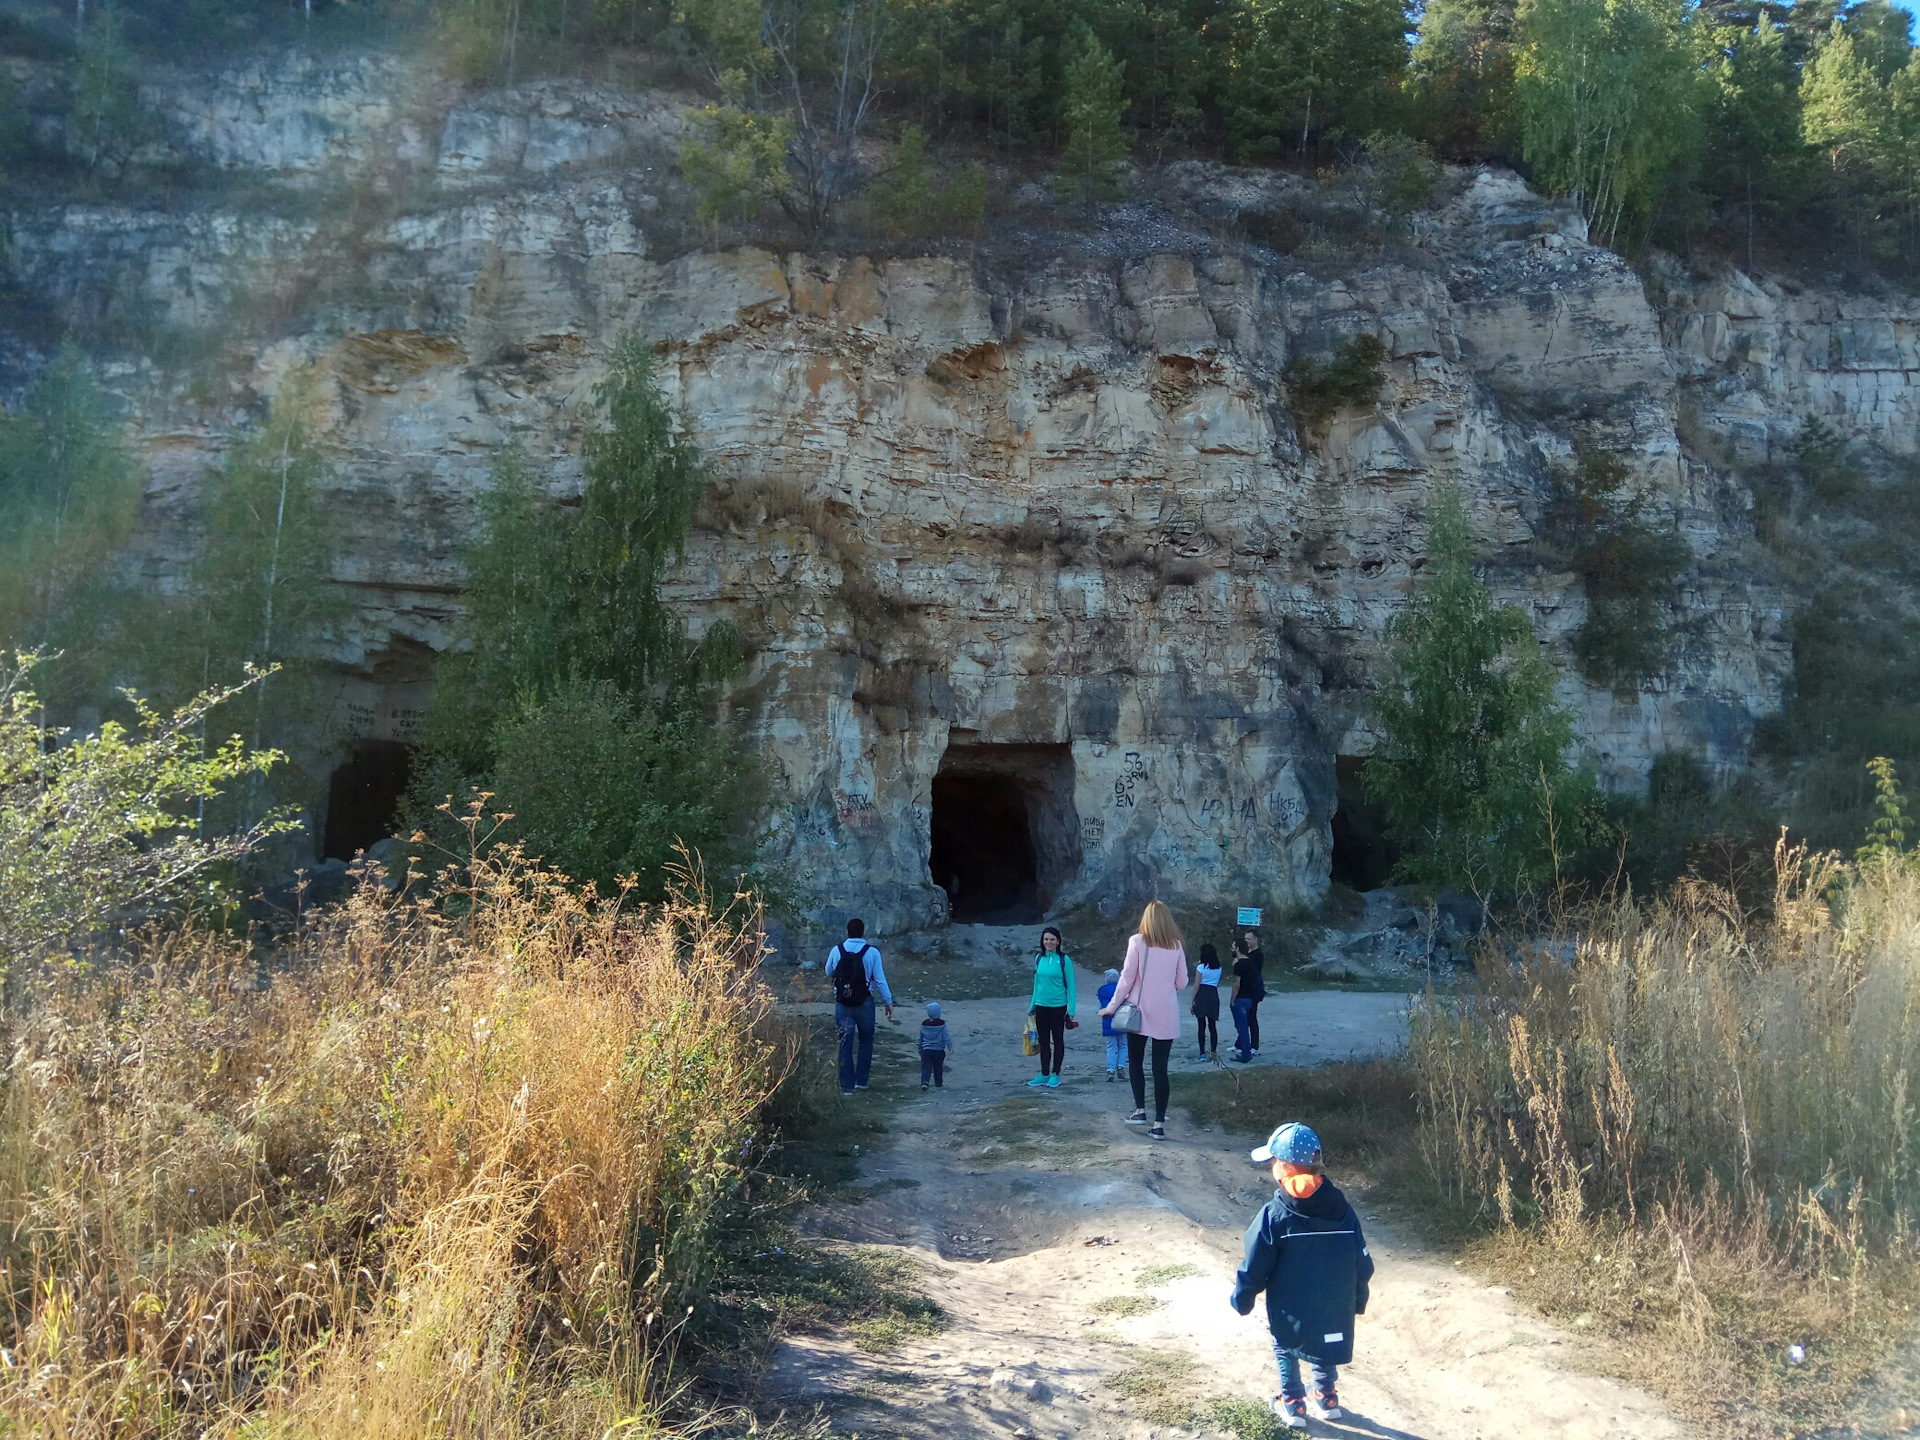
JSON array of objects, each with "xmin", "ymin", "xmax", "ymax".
[{"xmin": 1137, "ymin": 901, "xmax": 1183, "ymax": 950}]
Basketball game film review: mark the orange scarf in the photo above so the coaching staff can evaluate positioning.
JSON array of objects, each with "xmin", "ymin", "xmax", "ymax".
[{"xmin": 1280, "ymin": 1171, "xmax": 1324, "ymax": 1200}]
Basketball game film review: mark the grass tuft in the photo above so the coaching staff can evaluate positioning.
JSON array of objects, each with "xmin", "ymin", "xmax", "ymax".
[
  {"xmin": 1135, "ymin": 1262, "xmax": 1204, "ymax": 1287},
  {"xmin": 1106, "ymin": 1349, "xmax": 1197, "ymax": 1425},
  {"xmin": 1090, "ymin": 1294, "xmax": 1162, "ymax": 1318}
]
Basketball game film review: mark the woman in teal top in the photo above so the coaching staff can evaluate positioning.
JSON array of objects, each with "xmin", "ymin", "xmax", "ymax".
[{"xmin": 1028, "ymin": 926, "xmax": 1077, "ymax": 1088}]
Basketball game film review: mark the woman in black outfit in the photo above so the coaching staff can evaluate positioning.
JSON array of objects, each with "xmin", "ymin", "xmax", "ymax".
[
  {"xmin": 1191, "ymin": 941, "xmax": 1222, "ymax": 1061},
  {"xmin": 1229, "ymin": 928, "xmax": 1266, "ymax": 1063}
]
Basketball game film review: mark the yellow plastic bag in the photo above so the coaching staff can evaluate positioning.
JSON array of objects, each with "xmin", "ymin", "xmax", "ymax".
[{"xmin": 1022, "ymin": 1011, "xmax": 1040, "ymax": 1057}]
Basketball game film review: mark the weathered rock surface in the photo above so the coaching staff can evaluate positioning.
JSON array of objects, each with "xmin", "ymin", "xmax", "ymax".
[{"xmin": 6, "ymin": 49, "xmax": 1917, "ymax": 931}]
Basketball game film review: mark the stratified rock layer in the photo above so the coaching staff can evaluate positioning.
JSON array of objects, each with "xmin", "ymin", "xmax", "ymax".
[{"xmin": 7, "ymin": 51, "xmax": 1920, "ymax": 929}]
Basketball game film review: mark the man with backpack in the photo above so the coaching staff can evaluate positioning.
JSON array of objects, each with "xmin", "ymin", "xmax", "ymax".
[{"xmin": 826, "ymin": 919, "xmax": 894, "ymax": 1095}]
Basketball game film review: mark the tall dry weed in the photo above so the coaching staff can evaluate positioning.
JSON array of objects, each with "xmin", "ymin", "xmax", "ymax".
[
  {"xmin": 1411, "ymin": 838, "xmax": 1920, "ymax": 1431},
  {"xmin": 0, "ymin": 831, "xmax": 781, "ymax": 1439}
]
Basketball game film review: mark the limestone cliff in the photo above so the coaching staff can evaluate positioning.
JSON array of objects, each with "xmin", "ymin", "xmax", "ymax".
[{"xmin": 7, "ymin": 48, "xmax": 1919, "ymax": 931}]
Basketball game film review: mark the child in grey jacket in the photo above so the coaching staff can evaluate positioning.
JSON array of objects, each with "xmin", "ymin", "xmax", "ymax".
[{"xmin": 919, "ymin": 1001, "xmax": 955, "ymax": 1090}]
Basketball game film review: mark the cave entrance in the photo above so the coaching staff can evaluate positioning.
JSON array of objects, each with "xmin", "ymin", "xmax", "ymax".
[
  {"xmin": 929, "ymin": 741, "xmax": 1081, "ymax": 924},
  {"xmin": 322, "ymin": 740, "xmax": 413, "ymax": 862},
  {"xmin": 1330, "ymin": 754, "xmax": 1399, "ymax": 892}
]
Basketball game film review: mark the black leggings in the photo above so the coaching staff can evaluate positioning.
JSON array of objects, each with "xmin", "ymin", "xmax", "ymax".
[
  {"xmin": 1196, "ymin": 1011, "xmax": 1218, "ymax": 1053},
  {"xmin": 1128, "ymin": 1033, "xmax": 1172, "ymax": 1121},
  {"xmin": 1034, "ymin": 1005, "xmax": 1068, "ymax": 1076}
]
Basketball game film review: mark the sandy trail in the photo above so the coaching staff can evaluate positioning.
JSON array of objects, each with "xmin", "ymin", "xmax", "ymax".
[{"xmin": 769, "ymin": 965, "xmax": 1685, "ymax": 1440}]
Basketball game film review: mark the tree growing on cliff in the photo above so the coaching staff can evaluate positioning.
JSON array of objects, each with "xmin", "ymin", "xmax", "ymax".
[
  {"xmin": 1365, "ymin": 483, "xmax": 1584, "ymax": 892},
  {"xmin": 409, "ymin": 335, "xmax": 761, "ymax": 898},
  {"xmin": 1515, "ymin": 0, "xmax": 1705, "ymax": 248},
  {"xmin": 1224, "ymin": 0, "xmax": 1411, "ymax": 156},
  {"xmin": 1058, "ymin": 23, "xmax": 1129, "ymax": 210},
  {"xmin": 676, "ymin": 0, "xmax": 886, "ymax": 243}
]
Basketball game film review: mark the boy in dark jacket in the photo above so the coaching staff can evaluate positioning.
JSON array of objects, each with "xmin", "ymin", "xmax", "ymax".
[{"xmin": 1230, "ymin": 1122, "xmax": 1373, "ymax": 1428}]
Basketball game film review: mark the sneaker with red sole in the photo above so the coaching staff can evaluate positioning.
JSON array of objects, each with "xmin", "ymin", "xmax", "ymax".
[{"xmin": 1270, "ymin": 1396, "xmax": 1308, "ymax": 1429}]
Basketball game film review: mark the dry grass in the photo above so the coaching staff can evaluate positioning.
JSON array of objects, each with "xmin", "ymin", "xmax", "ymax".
[
  {"xmin": 1409, "ymin": 840, "xmax": 1920, "ymax": 1436},
  {"xmin": 0, "ymin": 836, "xmax": 790, "ymax": 1440},
  {"xmin": 1089, "ymin": 1294, "xmax": 1161, "ymax": 1318}
]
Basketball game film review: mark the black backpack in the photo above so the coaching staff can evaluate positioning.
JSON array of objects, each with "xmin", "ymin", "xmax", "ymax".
[{"xmin": 830, "ymin": 942, "xmax": 872, "ymax": 1006}]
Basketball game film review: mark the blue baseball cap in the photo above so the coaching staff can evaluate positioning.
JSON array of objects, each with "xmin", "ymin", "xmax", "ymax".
[{"xmin": 1251, "ymin": 1122, "xmax": 1323, "ymax": 1166}]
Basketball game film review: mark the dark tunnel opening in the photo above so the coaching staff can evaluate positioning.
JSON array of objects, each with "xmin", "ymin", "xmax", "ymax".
[
  {"xmin": 322, "ymin": 740, "xmax": 414, "ymax": 862},
  {"xmin": 1330, "ymin": 754, "xmax": 1399, "ymax": 892},
  {"xmin": 928, "ymin": 740, "xmax": 1080, "ymax": 924}
]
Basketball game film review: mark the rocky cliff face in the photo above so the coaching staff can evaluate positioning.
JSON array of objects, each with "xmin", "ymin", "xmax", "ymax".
[{"xmin": 8, "ymin": 49, "xmax": 1920, "ymax": 932}]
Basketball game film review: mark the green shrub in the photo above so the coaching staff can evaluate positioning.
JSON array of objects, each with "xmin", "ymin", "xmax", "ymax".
[
  {"xmin": 1283, "ymin": 333, "xmax": 1386, "ymax": 431},
  {"xmin": 482, "ymin": 679, "xmax": 761, "ymax": 897},
  {"xmin": 1542, "ymin": 447, "xmax": 1690, "ymax": 693},
  {"xmin": 0, "ymin": 656, "xmax": 291, "ymax": 972}
]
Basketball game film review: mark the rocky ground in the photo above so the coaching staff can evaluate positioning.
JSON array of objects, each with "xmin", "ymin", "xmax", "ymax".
[{"xmin": 767, "ymin": 965, "xmax": 1684, "ymax": 1440}]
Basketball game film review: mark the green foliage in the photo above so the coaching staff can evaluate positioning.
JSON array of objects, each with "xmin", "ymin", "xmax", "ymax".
[
  {"xmin": 1357, "ymin": 130, "xmax": 1442, "ymax": 226},
  {"xmin": 1094, "ymin": 0, "xmax": 1210, "ymax": 158},
  {"xmin": 1225, "ymin": 0, "xmax": 1410, "ymax": 156},
  {"xmin": 1703, "ymin": 17, "xmax": 1806, "ymax": 265},
  {"xmin": 0, "ymin": 346, "xmax": 144, "ymax": 713},
  {"xmin": 1542, "ymin": 448, "xmax": 1690, "ymax": 692},
  {"xmin": 0, "ymin": 655, "xmax": 292, "ymax": 972},
  {"xmin": 1787, "ymin": 412, "xmax": 1860, "ymax": 498},
  {"xmin": 413, "ymin": 334, "xmax": 760, "ymax": 899},
  {"xmin": 875, "ymin": 122, "xmax": 935, "ymax": 232},
  {"xmin": 1408, "ymin": 0, "xmax": 1521, "ymax": 159},
  {"xmin": 1856, "ymin": 756, "xmax": 1910, "ymax": 863},
  {"xmin": 1283, "ymin": 333, "xmax": 1386, "ymax": 431},
  {"xmin": 165, "ymin": 382, "xmax": 346, "ymax": 810},
  {"xmin": 486, "ymin": 679, "xmax": 761, "ymax": 894},
  {"xmin": 1057, "ymin": 22, "xmax": 1129, "ymax": 210},
  {"xmin": 938, "ymin": 159, "xmax": 988, "ymax": 233},
  {"xmin": 681, "ymin": 103, "xmax": 796, "ymax": 224},
  {"xmin": 872, "ymin": 125, "xmax": 987, "ymax": 237},
  {"xmin": 1515, "ymin": 0, "xmax": 1705, "ymax": 247},
  {"xmin": 1364, "ymin": 484, "xmax": 1582, "ymax": 892},
  {"xmin": 426, "ymin": 336, "xmax": 714, "ymax": 753}
]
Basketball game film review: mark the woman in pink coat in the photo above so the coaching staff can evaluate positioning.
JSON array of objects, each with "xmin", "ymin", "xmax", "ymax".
[{"xmin": 1099, "ymin": 900, "xmax": 1190, "ymax": 1140}]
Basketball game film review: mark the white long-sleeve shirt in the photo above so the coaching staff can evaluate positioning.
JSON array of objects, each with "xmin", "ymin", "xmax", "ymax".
[{"xmin": 825, "ymin": 937, "xmax": 892, "ymax": 1006}]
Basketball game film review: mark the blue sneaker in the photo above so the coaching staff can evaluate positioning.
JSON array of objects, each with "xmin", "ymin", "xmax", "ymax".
[
  {"xmin": 1047, "ymin": 1074, "xmax": 1061, "ymax": 1089},
  {"xmin": 1027, "ymin": 1074, "xmax": 1048, "ymax": 1087}
]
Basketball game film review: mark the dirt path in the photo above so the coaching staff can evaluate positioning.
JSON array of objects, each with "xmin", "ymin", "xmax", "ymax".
[{"xmin": 769, "ymin": 965, "xmax": 1687, "ymax": 1440}]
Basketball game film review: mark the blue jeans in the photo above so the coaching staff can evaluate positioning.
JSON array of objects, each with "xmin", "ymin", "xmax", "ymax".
[
  {"xmin": 836, "ymin": 999, "xmax": 876, "ymax": 1091},
  {"xmin": 1271, "ymin": 1335, "xmax": 1337, "ymax": 1403},
  {"xmin": 1231, "ymin": 997, "xmax": 1256, "ymax": 1058},
  {"xmin": 1104, "ymin": 1034, "xmax": 1125, "ymax": 1071}
]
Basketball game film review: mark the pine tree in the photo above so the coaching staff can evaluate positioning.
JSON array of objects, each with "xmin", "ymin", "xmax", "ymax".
[
  {"xmin": 1365, "ymin": 484, "xmax": 1581, "ymax": 891},
  {"xmin": 1058, "ymin": 22, "xmax": 1129, "ymax": 211},
  {"xmin": 1227, "ymin": 0, "xmax": 1411, "ymax": 157}
]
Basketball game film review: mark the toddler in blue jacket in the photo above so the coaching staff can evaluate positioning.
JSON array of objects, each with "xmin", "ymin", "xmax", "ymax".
[
  {"xmin": 1230, "ymin": 1122, "xmax": 1374, "ymax": 1428},
  {"xmin": 1097, "ymin": 968, "xmax": 1123, "ymax": 1080}
]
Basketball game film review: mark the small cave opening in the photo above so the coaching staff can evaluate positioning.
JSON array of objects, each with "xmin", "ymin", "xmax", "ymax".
[
  {"xmin": 929, "ymin": 740, "xmax": 1081, "ymax": 924},
  {"xmin": 1330, "ymin": 754, "xmax": 1399, "ymax": 892},
  {"xmin": 322, "ymin": 740, "xmax": 414, "ymax": 862}
]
